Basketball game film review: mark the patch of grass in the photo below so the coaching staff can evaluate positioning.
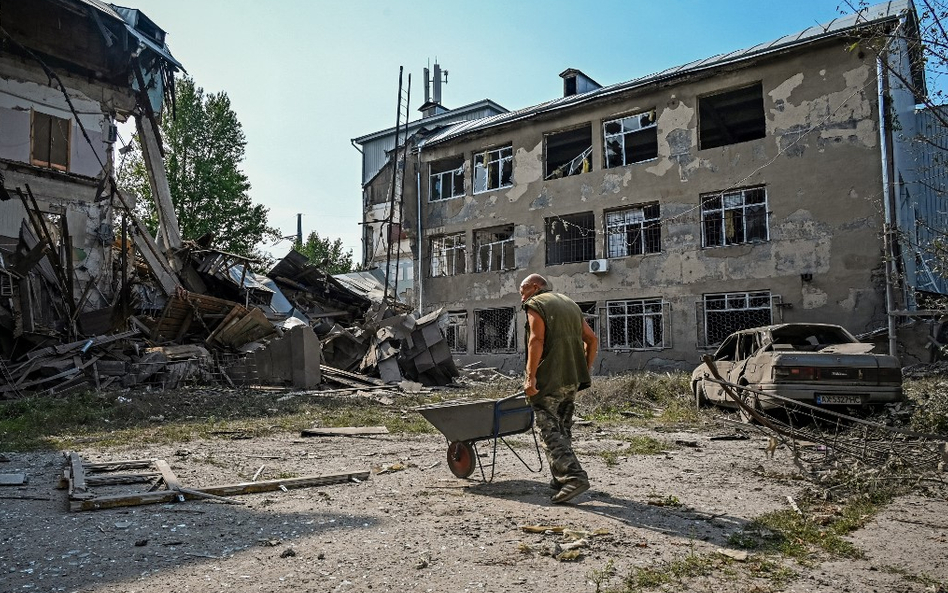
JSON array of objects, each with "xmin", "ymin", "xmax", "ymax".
[
  {"xmin": 597, "ymin": 436, "xmax": 669, "ymax": 466},
  {"xmin": 579, "ymin": 372, "xmax": 707, "ymax": 426},
  {"xmin": 623, "ymin": 551, "xmax": 716, "ymax": 591},
  {"xmin": 646, "ymin": 493, "xmax": 682, "ymax": 508},
  {"xmin": 747, "ymin": 508, "xmax": 863, "ymax": 562}
]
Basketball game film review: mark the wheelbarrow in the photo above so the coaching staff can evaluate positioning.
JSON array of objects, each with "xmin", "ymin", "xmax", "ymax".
[{"xmin": 415, "ymin": 392, "xmax": 543, "ymax": 481}]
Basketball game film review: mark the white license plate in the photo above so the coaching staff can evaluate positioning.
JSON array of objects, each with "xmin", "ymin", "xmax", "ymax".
[{"xmin": 816, "ymin": 394, "xmax": 863, "ymax": 405}]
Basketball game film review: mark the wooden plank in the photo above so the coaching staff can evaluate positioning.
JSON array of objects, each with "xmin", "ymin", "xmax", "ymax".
[
  {"xmin": 153, "ymin": 459, "xmax": 181, "ymax": 491},
  {"xmin": 301, "ymin": 426, "xmax": 389, "ymax": 437},
  {"xmin": 0, "ymin": 473, "xmax": 26, "ymax": 486},
  {"xmin": 70, "ymin": 471, "xmax": 370, "ymax": 512},
  {"xmin": 83, "ymin": 459, "xmax": 157, "ymax": 471},
  {"xmin": 136, "ymin": 115, "xmax": 182, "ymax": 252},
  {"xmin": 86, "ymin": 472, "xmax": 161, "ymax": 486},
  {"xmin": 67, "ymin": 452, "xmax": 86, "ymax": 496}
]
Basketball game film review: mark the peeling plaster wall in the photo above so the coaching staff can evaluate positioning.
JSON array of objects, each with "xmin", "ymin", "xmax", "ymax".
[{"xmin": 410, "ymin": 40, "xmax": 900, "ymax": 373}]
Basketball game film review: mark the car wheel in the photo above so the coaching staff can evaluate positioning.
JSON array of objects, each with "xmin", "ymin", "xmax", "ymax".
[{"xmin": 693, "ymin": 381, "xmax": 708, "ymax": 408}]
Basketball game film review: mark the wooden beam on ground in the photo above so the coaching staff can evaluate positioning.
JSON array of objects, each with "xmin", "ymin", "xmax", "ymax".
[
  {"xmin": 69, "ymin": 471, "xmax": 370, "ymax": 512},
  {"xmin": 301, "ymin": 426, "xmax": 389, "ymax": 437}
]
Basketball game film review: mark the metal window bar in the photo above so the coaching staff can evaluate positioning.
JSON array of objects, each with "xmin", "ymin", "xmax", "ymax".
[
  {"xmin": 603, "ymin": 298, "xmax": 669, "ymax": 350},
  {"xmin": 696, "ymin": 291, "xmax": 780, "ymax": 349},
  {"xmin": 546, "ymin": 213, "xmax": 595, "ymax": 265},
  {"xmin": 430, "ymin": 234, "xmax": 466, "ymax": 277},
  {"xmin": 474, "ymin": 307, "xmax": 517, "ymax": 354},
  {"xmin": 445, "ymin": 312, "xmax": 468, "ymax": 354}
]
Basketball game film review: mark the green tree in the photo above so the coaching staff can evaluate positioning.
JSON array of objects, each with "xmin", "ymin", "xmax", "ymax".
[
  {"xmin": 296, "ymin": 230, "xmax": 354, "ymax": 275},
  {"xmin": 118, "ymin": 75, "xmax": 278, "ymax": 258}
]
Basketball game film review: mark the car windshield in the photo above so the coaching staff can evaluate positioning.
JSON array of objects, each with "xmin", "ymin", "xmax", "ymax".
[{"xmin": 769, "ymin": 325, "xmax": 855, "ymax": 351}]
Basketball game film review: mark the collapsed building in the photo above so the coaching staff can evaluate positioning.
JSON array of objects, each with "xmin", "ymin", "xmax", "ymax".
[{"xmin": 0, "ymin": 1, "xmax": 458, "ymax": 397}]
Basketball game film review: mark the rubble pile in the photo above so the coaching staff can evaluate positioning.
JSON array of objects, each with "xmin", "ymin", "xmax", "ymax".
[{"xmin": 0, "ymin": 199, "xmax": 458, "ymax": 398}]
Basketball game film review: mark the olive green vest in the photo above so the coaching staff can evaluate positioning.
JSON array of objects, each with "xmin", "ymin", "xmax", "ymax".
[{"xmin": 523, "ymin": 290, "xmax": 591, "ymax": 394}]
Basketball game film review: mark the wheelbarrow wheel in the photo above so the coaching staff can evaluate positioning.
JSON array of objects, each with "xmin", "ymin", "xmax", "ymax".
[{"xmin": 447, "ymin": 441, "xmax": 476, "ymax": 478}]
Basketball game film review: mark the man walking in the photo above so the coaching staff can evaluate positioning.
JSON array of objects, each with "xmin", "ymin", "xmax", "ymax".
[{"xmin": 519, "ymin": 273, "xmax": 598, "ymax": 504}]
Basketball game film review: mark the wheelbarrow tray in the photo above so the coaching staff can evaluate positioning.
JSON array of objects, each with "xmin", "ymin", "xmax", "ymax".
[{"xmin": 416, "ymin": 395, "xmax": 533, "ymax": 443}]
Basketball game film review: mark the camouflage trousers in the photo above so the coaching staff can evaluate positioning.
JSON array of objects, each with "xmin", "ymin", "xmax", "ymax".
[{"xmin": 529, "ymin": 384, "xmax": 588, "ymax": 486}]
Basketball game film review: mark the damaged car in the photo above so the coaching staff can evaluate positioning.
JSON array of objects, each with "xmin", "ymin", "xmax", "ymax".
[{"xmin": 692, "ymin": 323, "xmax": 903, "ymax": 410}]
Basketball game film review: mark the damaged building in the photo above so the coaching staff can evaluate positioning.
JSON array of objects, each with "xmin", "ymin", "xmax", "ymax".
[
  {"xmin": 354, "ymin": 0, "xmax": 948, "ymax": 374},
  {"xmin": 0, "ymin": 1, "xmax": 458, "ymax": 396}
]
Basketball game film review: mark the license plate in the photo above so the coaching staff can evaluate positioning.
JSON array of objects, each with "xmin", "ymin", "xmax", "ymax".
[{"xmin": 816, "ymin": 394, "xmax": 863, "ymax": 405}]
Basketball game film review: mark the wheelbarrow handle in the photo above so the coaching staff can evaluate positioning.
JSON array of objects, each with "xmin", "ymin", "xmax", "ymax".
[{"xmin": 498, "ymin": 391, "xmax": 526, "ymax": 403}]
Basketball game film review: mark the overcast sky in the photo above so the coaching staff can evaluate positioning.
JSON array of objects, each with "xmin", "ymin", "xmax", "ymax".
[{"xmin": 119, "ymin": 0, "xmax": 872, "ymax": 261}]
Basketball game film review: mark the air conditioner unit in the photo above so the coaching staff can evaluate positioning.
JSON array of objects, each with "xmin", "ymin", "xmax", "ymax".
[{"xmin": 589, "ymin": 259, "xmax": 609, "ymax": 274}]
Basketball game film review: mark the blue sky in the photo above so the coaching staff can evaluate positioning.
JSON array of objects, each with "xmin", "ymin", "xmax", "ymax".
[{"xmin": 119, "ymin": 0, "xmax": 868, "ymax": 261}]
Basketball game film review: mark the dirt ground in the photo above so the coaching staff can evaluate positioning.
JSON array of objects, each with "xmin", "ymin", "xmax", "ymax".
[{"xmin": 1, "ymin": 409, "xmax": 947, "ymax": 593}]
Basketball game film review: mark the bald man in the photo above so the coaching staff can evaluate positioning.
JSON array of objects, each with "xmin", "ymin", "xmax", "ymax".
[{"xmin": 519, "ymin": 273, "xmax": 598, "ymax": 504}]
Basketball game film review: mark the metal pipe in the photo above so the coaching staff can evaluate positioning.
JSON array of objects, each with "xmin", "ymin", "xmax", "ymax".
[
  {"xmin": 416, "ymin": 142, "xmax": 424, "ymax": 313},
  {"xmin": 877, "ymin": 54, "xmax": 900, "ymax": 358}
]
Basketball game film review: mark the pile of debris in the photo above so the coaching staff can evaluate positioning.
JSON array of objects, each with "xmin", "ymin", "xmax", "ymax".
[{"xmin": 0, "ymin": 193, "xmax": 458, "ymax": 398}]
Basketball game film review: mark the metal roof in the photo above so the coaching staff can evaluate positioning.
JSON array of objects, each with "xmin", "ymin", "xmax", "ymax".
[
  {"xmin": 352, "ymin": 99, "xmax": 508, "ymax": 145},
  {"xmin": 421, "ymin": 0, "xmax": 912, "ymax": 147}
]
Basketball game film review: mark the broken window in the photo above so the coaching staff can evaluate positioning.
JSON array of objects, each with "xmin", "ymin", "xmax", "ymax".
[
  {"xmin": 430, "ymin": 233, "xmax": 466, "ymax": 277},
  {"xmin": 474, "ymin": 225, "xmax": 515, "ymax": 272},
  {"xmin": 429, "ymin": 156, "xmax": 465, "ymax": 201},
  {"xmin": 603, "ymin": 110, "xmax": 657, "ymax": 168},
  {"xmin": 545, "ymin": 125, "xmax": 592, "ymax": 179},
  {"xmin": 701, "ymin": 187, "xmax": 768, "ymax": 247},
  {"xmin": 546, "ymin": 212, "xmax": 595, "ymax": 266},
  {"xmin": 444, "ymin": 311, "xmax": 468, "ymax": 354},
  {"xmin": 605, "ymin": 298, "xmax": 666, "ymax": 350},
  {"xmin": 698, "ymin": 83, "xmax": 766, "ymax": 150},
  {"xmin": 701, "ymin": 290, "xmax": 773, "ymax": 348},
  {"xmin": 474, "ymin": 307, "xmax": 517, "ymax": 354},
  {"xmin": 473, "ymin": 145, "xmax": 513, "ymax": 194},
  {"xmin": 577, "ymin": 301, "xmax": 597, "ymax": 335},
  {"xmin": 31, "ymin": 110, "xmax": 70, "ymax": 171},
  {"xmin": 606, "ymin": 204, "xmax": 661, "ymax": 257}
]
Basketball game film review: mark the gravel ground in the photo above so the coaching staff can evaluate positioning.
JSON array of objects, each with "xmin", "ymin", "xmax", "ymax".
[{"xmin": 1, "ymin": 419, "xmax": 946, "ymax": 593}]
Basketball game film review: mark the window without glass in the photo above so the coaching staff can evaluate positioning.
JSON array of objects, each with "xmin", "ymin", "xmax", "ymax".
[
  {"xmin": 605, "ymin": 298, "xmax": 666, "ymax": 350},
  {"xmin": 545, "ymin": 125, "xmax": 592, "ymax": 179},
  {"xmin": 31, "ymin": 111, "xmax": 71, "ymax": 171},
  {"xmin": 603, "ymin": 110, "xmax": 657, "ymax": 168},
  {"xmin": 473, "ymin": 145, "xmax": 513, "ymax": 193},
  {"xmin": 546, "ymin": 212, "xmax": 595, "ymax": 266},
  {"xmin": 429, "ymin": 156, "xmax": 465, "ymax": 201},
  {"xmin": 701, "ymin": 187, "xmax": 768, "ymax": 247},
  {"xmin": 698, "ymin": 83, "xmax": 766, "ymax": 150},
  {"xmin": 606, "ymin": 204, "xmax": 661, "ymax": 257},
  {"xmin": 701, "ymin": 290, "xmax": 773, "ymax": 348},
  {"xmin": 474, "ymin": 307, "xmax": 517, "ymax": 353},
  {"xmin": 444, "ymin": 311, "xmax": 468, "ymax": 354},
  {"xmin": 430, "ymin": 233, "xmax": 466, "ymax": 277},
  {"xmin": 576, "ymin": 301, "xmax": 597, "ymax": 336},
  {"xmin": 474, "ymin": 225, "xmax": 515, "ymax": 272}
]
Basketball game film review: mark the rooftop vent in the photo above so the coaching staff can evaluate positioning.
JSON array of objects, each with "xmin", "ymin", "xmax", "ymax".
[{"xmin": 560, "ymin": 68, "xmax": 602, "ymax": 97}]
